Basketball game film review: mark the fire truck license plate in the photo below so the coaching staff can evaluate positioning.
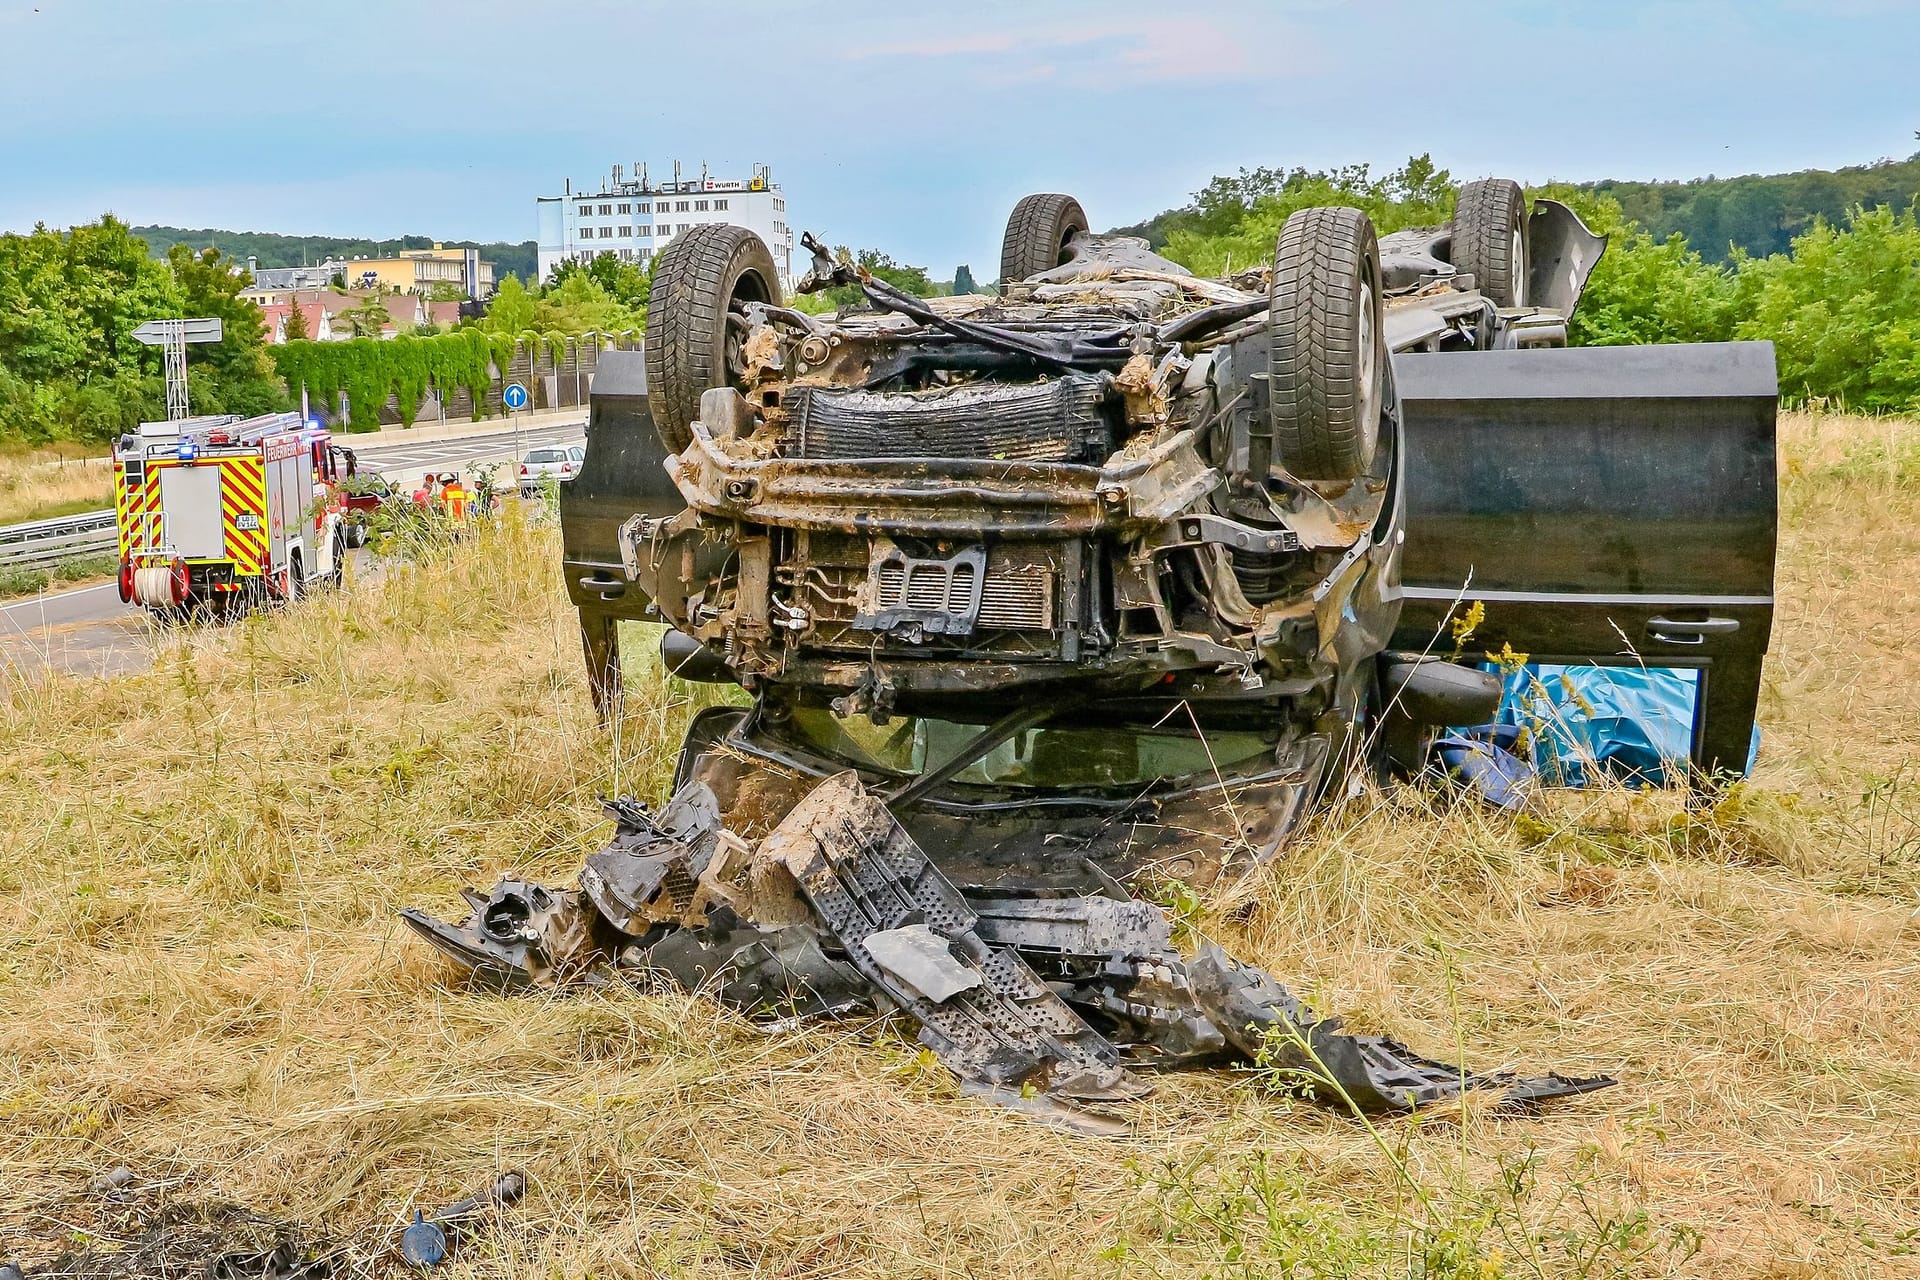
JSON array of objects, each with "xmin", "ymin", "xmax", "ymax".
[{"xmin": 236, "ymin": 513, "xmax": 260, "ymax": 531}]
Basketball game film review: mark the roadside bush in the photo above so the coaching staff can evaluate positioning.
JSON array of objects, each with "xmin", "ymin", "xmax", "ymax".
[
  {"xmin": 1529, "ymin": 186, "xmax": 1743, "ymax": 348},
  {"xmin": 1736, "ymin": 203, "xmax": 1920, "ymax": 410},
  {"xmin": 1161, "ymin": 155, "xmax": 1457, "ymax": 278}
]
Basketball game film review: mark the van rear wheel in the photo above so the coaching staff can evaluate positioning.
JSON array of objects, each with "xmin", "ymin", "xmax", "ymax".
[
  {"xmin": 1451, "ymin": 178, "xmax": 1529, "ymax": 308},
  {"xmin": 1268, "ymin": 206, "xmax": 1387, "ymax": 483},
  {"xmin": 644, "ymin": 224, "xmax": 782, "ymax": 455},
  {"xmin": 999, "ymin": 193, "xmax": 1089, "ymax": 289}
]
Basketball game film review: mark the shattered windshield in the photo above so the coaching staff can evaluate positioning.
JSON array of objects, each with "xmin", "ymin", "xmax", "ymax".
[{"xmin": 779, "ymin": 705, "xmax": 1276, "ymax": 791}]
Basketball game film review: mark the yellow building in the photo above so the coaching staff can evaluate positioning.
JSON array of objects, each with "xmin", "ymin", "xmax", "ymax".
[{"xmin": 340, "ymin": 245, "xmax": 495, "ymax": 297}]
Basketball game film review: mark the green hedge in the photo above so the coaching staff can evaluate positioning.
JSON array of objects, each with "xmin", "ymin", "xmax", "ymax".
[{"xmin": 271, "ymin": 329, "xmax": 495, "ymax": 431}]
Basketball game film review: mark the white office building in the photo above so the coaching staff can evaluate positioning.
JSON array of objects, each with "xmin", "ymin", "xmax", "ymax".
[{"xmin": 535, "ymin": 162, "xmax": 793, "ymax": 287}]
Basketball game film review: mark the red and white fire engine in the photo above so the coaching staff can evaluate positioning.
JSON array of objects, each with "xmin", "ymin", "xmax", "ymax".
[{"xmin": 114, "ymin": 413, "xmax": 349, "ymax": 612}]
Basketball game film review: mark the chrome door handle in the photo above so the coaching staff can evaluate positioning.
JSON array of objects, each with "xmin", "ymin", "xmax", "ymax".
[{"xmin": 1647, "ymin": 616, "xmax": 1739, "ymax": 644}]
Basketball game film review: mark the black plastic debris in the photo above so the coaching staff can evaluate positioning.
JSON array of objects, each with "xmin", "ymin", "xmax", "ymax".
[
  {"xmin": 400, "ymin": 881, "xmax": 612, "ymax": 989},
  {"xmin": 402, "ymin": 771, "xmax": 1616, "ymax": 1127},
  {"xmin": 204, "ymin": 1241, "xmax": 332, "ymax": 1279}
]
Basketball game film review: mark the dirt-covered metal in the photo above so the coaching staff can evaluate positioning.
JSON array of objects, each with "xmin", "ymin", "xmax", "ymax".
[{"xmin": 403, "ymin": 771, "xmax": 1614, "ymax": 1126}]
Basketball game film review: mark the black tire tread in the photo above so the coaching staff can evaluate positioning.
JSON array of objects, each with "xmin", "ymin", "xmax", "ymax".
[
  {"xmin": 645, "ymin": 224, "xmax": 780, "ymax": 453},
  {"xmin": 999, "ymin": 194, "xmax": 1089, "ymax": 287},
  {"xmin": 1451, "ymin": 178, "xmax": 1526, "ymax": 307},
  {"xmin": 1268, "ymin": 205, "xmax": 1383, "ymax": 482}
]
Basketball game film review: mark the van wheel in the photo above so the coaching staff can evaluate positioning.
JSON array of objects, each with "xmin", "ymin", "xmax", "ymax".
[
  {"xmin": 1268, "ymin": 206, "xmax": 1387, "ymax": 483},
  {"xmin": 328, "ymin": 531, "xmax": 346, "ymax": 588},
  {"xmin": 644, "ymin": 224, "xmax": 782, "ymax": 455},
  {"xmin": 1451, "ymin": 178, "xmax": 1529, "ymax": 308},
  {"xmin": 285, "ymin": 551, "xmax": 303, "ymax": 602},
  {"xmin": 999, "ymin": 194, "xmax": 1088, "ymax": 289}
]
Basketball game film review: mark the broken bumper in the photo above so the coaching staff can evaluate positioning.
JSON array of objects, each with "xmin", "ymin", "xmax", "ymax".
[{"xmin": 403, "ymin": 772, "xmax": 1614, "ymax": 1130}]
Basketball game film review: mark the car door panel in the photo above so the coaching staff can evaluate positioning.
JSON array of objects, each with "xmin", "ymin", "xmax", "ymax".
[{"xmin": 1391, "ymin": 342, "xmax": 1778, "ymax": 780}]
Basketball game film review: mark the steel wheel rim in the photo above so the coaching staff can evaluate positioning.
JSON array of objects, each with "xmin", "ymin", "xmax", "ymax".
[{"xmin": 1356, "ymin": 281, "xmax": 1379, "ymax": 438}]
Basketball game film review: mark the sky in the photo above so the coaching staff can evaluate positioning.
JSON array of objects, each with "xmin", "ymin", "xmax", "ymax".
[{"xmin": 1, "ymin": 0, "xmax": 1916, "ymax": 274}]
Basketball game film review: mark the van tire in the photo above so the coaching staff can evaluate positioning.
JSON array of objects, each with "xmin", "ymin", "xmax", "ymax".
[
  {"xmin": 644, "ymin": 224, "xmax": 782, "ymax": 455},
  {"xmin": 1451, "ymin": 178, "xmax": 1529, "ymax": 308},
  {"xmin": 999, "ymin": 194, "xmax": 1089, "ymax": 289},
  {"xmin": 1268, "ymin": 206, "xmax": 1387, "ymax": 482}
]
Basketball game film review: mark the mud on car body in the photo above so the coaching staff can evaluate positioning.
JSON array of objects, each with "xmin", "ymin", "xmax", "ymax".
[
  {"xmin": 401, "ymin": 186, "xmax": 1784, "ymax": 1120},
  {"xmin": 567, "ymin": 184, "xmax": 1775, "ymax": 871}
]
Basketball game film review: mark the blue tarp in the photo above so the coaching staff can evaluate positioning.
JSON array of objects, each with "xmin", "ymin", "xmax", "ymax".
[{"xmin": 1489, "ymin": 664, "xmax": 1756, "ymax": 788}]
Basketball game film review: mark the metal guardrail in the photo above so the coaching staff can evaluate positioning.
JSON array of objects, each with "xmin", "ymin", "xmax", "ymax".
[
  {"xmin": 0, "ymin": 419, "xmax": 591, "ymax": 573},
  {"xmin": 0, "ymin": 509, "xmax": 116, "ymax": 570}
]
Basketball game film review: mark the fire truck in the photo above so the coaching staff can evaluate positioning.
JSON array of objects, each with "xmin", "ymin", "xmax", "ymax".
[{"xmin": 114, "ymin": 412, "xmax": 349, "ymax": 612}]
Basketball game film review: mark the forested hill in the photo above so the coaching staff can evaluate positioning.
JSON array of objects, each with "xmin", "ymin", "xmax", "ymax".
[
  {"xmin": 130, "ymin": 226, "xmax": 538, "ymax": 283},
  {"xmin": 1118, "ymin": 153, "xmax": 1920, "ymax": 262}
]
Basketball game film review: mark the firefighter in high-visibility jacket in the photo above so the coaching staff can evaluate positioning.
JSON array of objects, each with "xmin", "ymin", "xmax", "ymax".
[{"xmin": 442, "ymin": 473, "xmax": 468, "ymax": 524}]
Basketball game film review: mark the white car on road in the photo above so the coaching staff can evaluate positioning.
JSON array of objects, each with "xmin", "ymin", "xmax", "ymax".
[{"xmin": 518, "ymin": 447, "xmax": 577, "ymax": 497}]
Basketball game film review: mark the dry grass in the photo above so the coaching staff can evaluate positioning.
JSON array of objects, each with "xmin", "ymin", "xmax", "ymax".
[
  {"xmin": 2, "ymin": 412, "xmax": 1917, "ymax": 1277},
  {"xmin": 0, "ymin": 450, "xmax": 114, "ymax": 526}
]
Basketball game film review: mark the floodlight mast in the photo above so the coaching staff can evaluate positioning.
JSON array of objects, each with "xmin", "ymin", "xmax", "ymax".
[{"xmin": 130, "ymin": 318, "xmax": 223, "ymax": 420}]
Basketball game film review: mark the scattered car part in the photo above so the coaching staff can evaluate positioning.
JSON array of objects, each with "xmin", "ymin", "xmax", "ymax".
[
  {"xmin": 399, "ymin": 880, "xmax": 613, "ymax": 990},
  {"xmin": 398, "ymin": 1171, "xmax": 527, "ymax": 1269},
  {"xmin": 86, "ymin": 1165, "xmax": 137, "ymax": 1196},
  {"xmin": 204, "ymin": 1241, "xmax": 332, "ymax": 1280},
  {"xmin": 764, "ymin": 771, "xmax": 1149, "ymax": 1106},
  {"xmin": 405, "ymin": 771, "xmax": 1615, "ymax": 1125}
]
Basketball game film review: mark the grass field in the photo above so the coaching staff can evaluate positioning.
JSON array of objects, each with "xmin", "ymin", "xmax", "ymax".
[
  {"xmin": 0, "ymin": 451, "xmax": 114, "ymax": 528},
  {"xmin": 1, "ymin": 412, "xmax": 1915, "ymax": 1278}
]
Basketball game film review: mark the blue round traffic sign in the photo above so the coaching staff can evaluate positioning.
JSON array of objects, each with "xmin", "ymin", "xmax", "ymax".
[{"xmin": 502, "ymin": 382, "xmax": 529, "ymax": 411}]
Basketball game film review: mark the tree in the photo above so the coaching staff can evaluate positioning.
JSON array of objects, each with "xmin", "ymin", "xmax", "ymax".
[
  {"xmin": 165, "ymin": 244, "xmax": 285, "ymax": 416},
  {"xmin": 1737, "ymin": 204, "xmax": 1920, "ymax": 409},
  {"xmin": 540, "ymin": 270, "xmax": 642, "ymax": 333},
  {"xmin": 1528, "ymin": 186, "xmax": 1741, "ymax": 348},
  {"xmin": 283, "ymin": 296, "xmax": 310, "ymax": 341},
  {"xmin": 819, "ymin": 248, "xmax": 938, "ymax": 308},
  {"xmin": 952, "ymin": 264, "xmax": 978, "ymax": 295},
  {"xmin": 0, "ymin": 216, "xmax": 288, "ymax": 443},
  {"xmin": 481, "ymin": 274, "xmax": 538, "ymax": 334},
  {"xmin": 341, "ymin": 296, "xmax": 392, "ymax": 339},
  {"xmin": 1158, "ymin": 155, "xmax": 1457, "ymax": 276}
]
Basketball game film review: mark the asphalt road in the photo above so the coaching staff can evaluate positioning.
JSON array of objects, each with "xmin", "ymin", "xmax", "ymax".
[
  {"xmin": 357, "ymin": 419, "xmax": 585, "ymax": 478},
  {"xmin": 1, "ymin": 420, "xmax": 585, "ymax": 677}
]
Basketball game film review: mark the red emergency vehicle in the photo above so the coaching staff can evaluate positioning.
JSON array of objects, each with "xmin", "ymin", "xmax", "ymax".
[{"xmin": 114, "ymin": 413, "xmax": 348, "ymax": 611}]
